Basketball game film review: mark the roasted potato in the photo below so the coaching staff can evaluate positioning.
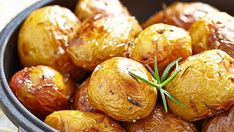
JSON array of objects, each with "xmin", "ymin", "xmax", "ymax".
[
  {"xmin": 88, "ymin": 57, "xmax": 157, "ymax": 122},
  {"xmin": 130, "ymin": 23, "xmax": 192, "ymax": 73},
  {"xmin": 44, "ymin": 110, "xmax": 125, "ymax": 132},
  {"xmin": 165, "ymin": 50, "xmax": 234, "ymax": 121},
  {"xmin": 202, "ymin": 106, "xmax": 234, "ymax": 132},
  {"xmin": 74, "ymin": 77, "xmax": 95, "ymax": 112},
  {"xmin": 125, "ymin": 106, "xmax": 198, "ymax": 132},
  {"xmin": 75, "ymin": 0, "xmax": 129, "ymax": 21},
  {"xmin": 67, "ymin": 14, "xmax": 142, "ymax": 71},
  {"xmin": 142, "ymin": 2, "xmax": 218, "ymax": 30},
  {"xmin": 189, "ymin": 12, "xmax": 234, "ymax": 57},
  {"xmin": 18, "ymin": 6, "xmax": 86, "ymax": 82},
  {"xmin": 9, "ymin": 65, "xmax": 75, "ymax": 117}
]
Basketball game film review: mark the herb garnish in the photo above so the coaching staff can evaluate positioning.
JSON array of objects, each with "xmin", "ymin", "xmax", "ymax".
[{"xmin": 129, "ymin": 57, "xmax": 185, "ymax": 112}]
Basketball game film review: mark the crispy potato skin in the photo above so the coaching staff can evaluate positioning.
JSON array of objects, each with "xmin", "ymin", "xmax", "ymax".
[
  {"xmin": 9, "ymin": 66, "xmax": 75, "ymax": 117},
  {"xmin": 74, "ymin": 77, "xmax": 95, "ymax": 112},
  {"xmin": 67, "ymin": 14, "xmax": 142, "ymax": 71},
  {"xmin": 126, "ymin": 106, "xmax": 198, "ymax": 132},
  {"xmin": 75, "ymin": 0, "xmax": 129, "ymax": 21},
  {"xmin": 142, "ymin": 2, "xmax": 218, "ymax": 30},
  {"xmin": 165, "ymin": 50, "xmax": 234, "ymax": 121},
  {"xmin": 87, "ymin": 57, "xmax": 157, "ymax": 122},
  {"xmin": 189, "ymin": 12, "xmax": 234, "ymax": 57},
  {"xmin": 130, "ymin": 24, "xmax": 192, "ymax": 73},
  {"xmin": 202, "ymin": 106, "xmax": 234, "ymax": 132},
  {"xmin": 18, "ymin": 6, "xmax": 86, "ymax": 82},
  {"xmin": 44, "ymin": 110, "xmax": 125, "ymax": 132}
]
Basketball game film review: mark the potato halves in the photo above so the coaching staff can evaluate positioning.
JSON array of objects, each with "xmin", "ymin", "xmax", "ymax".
[
  {"xmin": 9, "ymin": 66, "xmax": 75, "ymax": 118},
  {"xmin": 142, "ymin": 2, "xmax": 218, "ymax": 30},
  {"xmin": 165, "ymin": 50, "xmax": 234, "ymax": 121},
  {"xmin": 189, "ymin": 12, "xmax": 234, "ymax": 57},
  {"xmin": 45, "ymin": 110, "xmax": 125, "ymax": 132},
  {"xmin": 74, "ymin": 77, "xmax": 95, "ymax": 112},
  {"xmin": 67, "ymin": 14, "xmax": 142, "ymax": 71},
  {"xmin": 75, "ymin": 0, "xmax": 129, "ymax": 21},
  {"xmin": 130, "ymin": 23, "xmax": 192, "ymax": 73},
  {"xmin": 18, "ymin": 6, "xmax": 86, "ymax": 82},
  {"xmin": 125, "ymin": 106, "xmax": 197, "ymax": 132},
  {"xmin": 88, "ymin": 57, "xmax": 157, "ymax": 122}
]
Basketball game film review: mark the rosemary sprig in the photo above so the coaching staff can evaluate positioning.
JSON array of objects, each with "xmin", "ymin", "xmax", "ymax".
[{"xmin": 129, "ymin": 57, "xmax": 184, "ymax": 112}]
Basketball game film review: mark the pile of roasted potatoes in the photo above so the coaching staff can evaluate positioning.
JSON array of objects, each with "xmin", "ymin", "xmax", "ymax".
[{"xmin": 9, "ymin": 0, "xmax": 234, "ymax": 131}]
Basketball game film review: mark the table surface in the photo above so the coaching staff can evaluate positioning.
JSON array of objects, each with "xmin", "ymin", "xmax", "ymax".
[{"xmin": 0, "ymin": 0, "xmax": 39, "ymax": 131}]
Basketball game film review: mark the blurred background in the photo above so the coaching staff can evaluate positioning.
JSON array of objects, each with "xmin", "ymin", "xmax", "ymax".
[{"xmin": 0, "ymin": 1, "xmax": 39, "ymax": 131}]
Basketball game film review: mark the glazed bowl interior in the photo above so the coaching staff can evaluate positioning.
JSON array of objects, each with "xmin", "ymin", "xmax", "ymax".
[{"xmin": 1, "ymin": 0, "xmax": 234, "ymax": 131}]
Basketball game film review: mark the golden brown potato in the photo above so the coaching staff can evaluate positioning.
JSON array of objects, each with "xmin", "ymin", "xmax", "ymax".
[
  {"xmin": 18, "ymin": 6, "xmax": 86, "ymax": 82},
  {"xmin": 9, "ymin": 65, "xmax": 75, "ymax": 118},
  {"xmin": 165, "ymin": 50, "xmax": 234, "ymax": 121},
  {"xmin": 202, "ymin": 106, "xmax": 234, "ymax": 132},
  {"xmin": 44, "ymin": 110, "xmax": 125, "ymax": 132},
  {"xmin": 74, "ymin": 77, "xmax": 95, "ymax": 112},
  {"xmin": 67, "ymin": 14, "xmax": 142, "ymax": 71},
  {"xmin": 130, "ymin": 23, "xmax": 192, "ymax": 73},
  {"xmin": 88, "ymin": 57, "xmax": 157, "ymax": 122},
  {"xmin": 75, "ymin": 0, "xmax": 129, "ymax": 21},
  {"xmin": 189, "ymin": 12, "xmax": 234, "ymax": 57},
  {"xmin": 142, "ymin": 2, "xmax": 218, "ymax": 30},
  {"xmin": 125, "ymin": 106, "xmax": 198, "ymax": 132}
]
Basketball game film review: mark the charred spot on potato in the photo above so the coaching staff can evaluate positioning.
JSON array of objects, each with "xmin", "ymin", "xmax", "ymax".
[
  {"xmin": 156, "ymin": 29, "xmax": 165, "ymax": 34},
  {"xmin": 230, "ymin": 77, "xmax": 234, "ymax": 82},
  {"xmin": 203, "ymin": 102, "xmax": 225, "ymax": 113},
  {"xmin": 127, "ymin": 96, "xmax": 142, "ymax": 107},
  {"xmin": 181, "ymin": 65, "xmax": 191, "ymax": 78}
]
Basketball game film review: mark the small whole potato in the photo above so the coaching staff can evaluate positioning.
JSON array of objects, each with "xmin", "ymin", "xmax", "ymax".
[
  {"xmin": 130, "ymin": 23, "xmax": 192, "ymax": 73},
  {"xmin": 142, "ymin": 2, "xmax": 218, "ymax": 30},
  {"xmin": 9, "ymin": 65, "xmax": 75, "ymax": 117},
  {"xmin": 189, "ymin": 12, "xmax": 234, "ymax": 57},
  {"xmin": 202, "ymin": 106, "xmax": 234, "ymax": 132},
  {"xmin": 125, "ymin": 106, "xmax": 198, "ymax": 132},
  {"xmin": 165, "ymin": 50, "xmax": 234, "ymax": 121},
  {"xmin": 75, "ymin": 0, "xmax": 129, "ymax": 21},
  {"xmin": 88, "ymin": 57, "xmax": 157, "ymax": 122},
  {"xmin": 67, "ymin": 14, "xmax": 142, "ymax": 71},
  {"xmin": 74, "ymin": 77, "xmax": 95, "ymax": 112},
  {"xmin": 18, "ymin": 6, "xmax": 86, "ymax": 82},
  {"xmin": 45, "ymin": 110, "xmax": 125, "ymax": 132}
]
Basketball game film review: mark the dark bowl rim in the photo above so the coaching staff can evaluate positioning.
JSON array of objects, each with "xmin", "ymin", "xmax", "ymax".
[{"xmin": 0, "ymin": 0, "xmax": 57, "ymax": 131}]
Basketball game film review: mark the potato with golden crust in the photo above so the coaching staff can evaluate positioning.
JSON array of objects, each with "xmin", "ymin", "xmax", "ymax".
[
  {"xmin": 44, "ymin": 110, "xmax": 125, "ymax": 132},
  {"xmin": 74, "ymin": 77, "xmax": 95, "ymax": 112},
  {"xmin": 9, "ymin": 65, "xmax": 75, "ymax": 118},
  {"xmin": 202, "ymin": 106, "xmax": 234, "ymax": 132},
  {"xmin": 142, "ymin": 2, "xmax": 218, "ymax": 30},
  {"xmin": 130, "ymin": 23, "xmax": 192, "ymax": 74},
  {"xmin": 125, "ymin": 106, "xmax": 198, "ymax": 132},
  {"xmin": 18, "ymin": 6, "xmax": 86, "ymax": 82},
  {"xmin": 88, "ymin": 57, "xmax": 157, "ymax": 122},
  {"xmin": 165, "ymin": 50, "xmax": 234, "ymax": 121},
  {"xmin": 75, "ymin": 0, "xmax": 129, "ymax": 21},
  {"xmin": 67, "ymin": 14, "xmax": 142, "ymax": 71},
  {"xmin": 189, "ymin": 12, "xmax": 234, "ymax": 57}
]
